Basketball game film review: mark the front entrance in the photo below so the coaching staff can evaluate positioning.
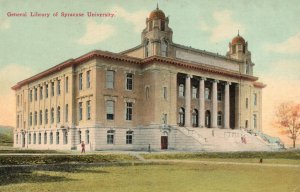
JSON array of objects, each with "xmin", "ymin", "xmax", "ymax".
[
  {"xmin": 161, "ymin": 136, "xmax": 168, "ymax": 149},
  {"xmin": 205, "ymin": 110, "xmax": 211, "ymax": 128}
]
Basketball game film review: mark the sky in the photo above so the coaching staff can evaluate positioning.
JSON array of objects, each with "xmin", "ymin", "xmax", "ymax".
[{"xmin": 0, "ymin": 0, "xmax": 299, "ymax": 145}]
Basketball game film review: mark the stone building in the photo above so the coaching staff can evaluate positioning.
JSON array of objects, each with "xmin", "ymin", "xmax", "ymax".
[{"xmin": 12, "ymin": 6, "xmax": 281, "ymax": 151}]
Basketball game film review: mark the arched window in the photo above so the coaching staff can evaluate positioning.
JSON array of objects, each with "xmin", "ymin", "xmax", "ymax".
[
  {"xmin": 78, "ymin": 130, "xmax": 82, "ymax": 143},
  {"xmin": 56, "ymin": 132, "xmax": 59, "ymax": 144},
  {"xmin": 178, "ymin": 84, "xmax": 184, "ymax": 97},
  {"xmin": 50, "ymin": 132, "xmax": 53, "ymax": 144},
  {"xmin": 146, "ymin": 87, "xmax": 150, "ymax": 99},
  {"xmin": 161, "ymin": 39, "xmax": 168, "ymax": 57},
  {"xmin": 29, "ymin": 112, "xmax": 32, "ymax": 126},
  {"xmin": 161, "ymin": 20, "xmax": 165, "ymax": 31},
  {"xmin": 178, "ymin": 108, "xmax": 185, "ymax": 126},
  {"xmin": 63, "ymin": 130, "xmax": 68, "ymax": 144},
  {"xmin": 192, "ymin": 109, "xmax": 198, "ymax": 127},
  {"xmin": 33, "ymin": 133, "xmax": 36, "ymax": 144},
  {"xmin": 107, "ymin": 130, "xmax": 115, "ymax": 144},
  {"xmin": 86, "ymin": 130, "xmax": 90, "ymax": 144},
  {"xmin": 57, "ymin": 106, "xmax": 60, "ymax": 123},
  {"xmin": 145, "ymin": 40, "xmax": 151, "ymax": 57},
  {"xmin": 38, "ymin": 132, "xmax": 41, "ymax": 144},
  {"xmin": 205, "ymin": 110, "xmax": 211, "ymax": 128},
  {"xmin": 51, "ymin": 108, "xmax": 54, "ymax": 124},
  {"xmin": 217, "ymin": 111, "xmax": 222, "ymax": 126},
  {"xmin": 44, "ymin": 132, "xmax": 47, "ymax": 144},
  {"xmin": 126, "ymin": 131, "xmax": 133, "ymax": 144},
  {"xmin": 28, "ymin": 133, "xmax": 31, "ymax": 144},
  {"xmin": 149, "ymin": 20, "xmax": 153, "ymax": 31},
  {"xmin": 45, "ymin": 109, "xmax": 48, "ymax": 124}
]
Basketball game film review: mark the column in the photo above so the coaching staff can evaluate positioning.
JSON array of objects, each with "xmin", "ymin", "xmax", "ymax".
[
  {"xmin": 199, "ymin": 77, "xmax": 205, "ymax": 128},
  {"xmin": 212, "ymin": 80, "xmax": 218, "ymax": 128},
  {"xmin": 185, "ymin": 75, "xmax": 191, "ymax": 127},
  {"xmin": 224, "ymin": 82, "xmax": 231, "ymax": 128}
]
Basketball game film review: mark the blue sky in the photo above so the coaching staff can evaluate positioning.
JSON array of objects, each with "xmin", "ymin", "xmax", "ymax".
[{"xmin": 0, "ymin": 0, "xmax": 300, "ymax": 143}]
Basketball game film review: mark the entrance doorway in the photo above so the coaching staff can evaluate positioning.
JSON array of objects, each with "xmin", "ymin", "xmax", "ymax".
[
  {"xmin": 161, "ymin": 136, "xmax": 168, "ymax": 149},
  {"xmin": 205, "ymin": 110, "xmax": 211, "ymax": 128}
]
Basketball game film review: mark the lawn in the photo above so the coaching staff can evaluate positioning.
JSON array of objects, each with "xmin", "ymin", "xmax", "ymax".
[{"xmin": 0, "ymin": 163, "xmax": 299, "ymax": 192}]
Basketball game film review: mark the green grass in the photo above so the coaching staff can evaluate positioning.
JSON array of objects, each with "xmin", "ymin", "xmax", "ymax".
[{"xmin": 0, "ymin": 163, "xmax": 299, "ymax": 192}]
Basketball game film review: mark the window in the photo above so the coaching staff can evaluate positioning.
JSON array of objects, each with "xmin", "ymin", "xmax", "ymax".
[
  {"xmin": 126, "ymin": 73, "xmax": 133, "ymax": 90},
  {"xmin": 50, "ymin": 132, "xmax": 53, "ymax": 144},
  {"xmin": 253, "ymin": 114, "xmax": 257, "ymax": 129},
  {"xmin": 33, "ymin": 133, "xmax": 36, "ymax": 144},
  {"xmin": 56, "ymin": 132, "xmax": 59, "ymax": 144},
  {"xmin": 34, "ymin": 111, "xmax": 37, "ymax": 125},
  {"xmin": 245, "ymin": 120, "xmax": 248, "ymax": 129},
  {"xmin": 34, "ymin": 88, "xmax": 37, "ymax": 101},
  {"xmin": 40, "ymin": 87, "xmax": 43, "ymax": 99},
  {"xmin": 205, "ymin": 88, "xmax": 211, "ymax": 100},
  {"xmin": 161, "ymin": 21, "xmax": 165, "ymax": 31},
  {"xmin": 17, "ymin": 95, "xmax": 19, "ymax": 106},
  {"xmin": 163, "ymin": 114, "xmax": 167, "ymax": 124},
  {"xmin": 86, "ymin": 130, "xmax": 90, "ymax": 144},
  {"xmin": 57, "ymin": 80, "xmax": 61, "ymax": 95},
  {"xmin": 16, "ymin": 134, "xmax": 18, "ymax": 144},
  {"xmin": 78, "ymin": 102, "xmax": 83, "ymax": 121},
  {"xmin": 65, "ymin": 104, "xmax": 68, "ymax": 122},
  {"xmin": 63, "ymin": 131, "xmax": 68, "ymax": 144},
  {"xmin": 217, "ymin": 112, "xmax": 222, "ymax": 126},
  {"xmin": 145, "ymin": 40, "xmax": 151, "ymax": 57},
  {"xmin": 39, "ymin": 110, "xmax": 42, "ymax": 125},
  {"xmin": 29, "ymin": 112, "xmax": 32, "ymax": 126},
  {"xmin": 51, "ymin": 82, "xmax": 55, "ymax": 96},
  {"xmin": 126, "ymin": 131, "xmax": 133, "ymax": 144},
  {"xmin": 106, "ymin": 70, "xmax": 114, "ymax": 89},
  {"xmin": 38, "ymin": 132, "xmax": 41, "ymax": 144},
  {"xmin": 179, "ymin": 84, "xmax": 184, "ymax": 97},
  {"xmin": 51, "ymin": 108, "xmax": 54, "ymax": 124},
  {"xmin": 86, "ymin": 101, "xmax": 91, "ymax": 120},
  {"xmin": 30, "ymin": 90, "xmax": 33, "ymax": 102},
  {"xmin": 163, "ymin": 87, "xmax": 167, "ymax": 99},
  {"xmin": 232, "ymin": 45, "xmax": 236, "ymax": 54},
  {"xmin": 192, "ymin": 86, "xmax": 197, "ymax": 99},
  {"xmin": 78, "ymin": 131, "xmax": 82, "ymax": 143},
  {"xmin": 217, "ymin": 89, "xmax": 222, "ymax": 101},
  {"xmin": 86, "ymin": 70, "xmax": 91, "ymax": 88},
  {"xmin": 149, "ymin": 21, "xmax": 153, "ymax": 31},
  {"xmin": 246, "ymin": 98, "xmax": 249, "ymax": 109},
  {"xmin": 107, "ymin": 130, "xmax": 115, "ymax": 144},
  {"xmin": 126, "ymin": 102, "xmax": 133, "ymax": 121},
  {"xmin": 79, "ymin": 73, "xmax": 83, "ymax": 90},
  {"xmin": 254, "ymin": 93, "xmax": 257, "ymax": 106},
  {"xmin": 146, "ymin": 87, "xmax": 150, "ymax": 100},
  {"xmin": 44, "ymin": 132, "xmax": 47, "ymax": 144},
  {"xmin": 65, "ymin": 76, "xmax": 69, "ymax": 93},
  {"xmin": 45, "ymin": 84, "xmax": 49, "ymax": 98},
  {"xmin": 45, "ymin": 109, "xmax": 48, "ymax": 124},
  {"xmin": 178, "ymin": 108, "xmax": 185, "ymax": 126},
  {"xmin": 192, "ymin": 109, "xmax": 198, "ymax": 127},
  {"xmin": 17, "ymin": 115, "xmax": 19, "ymax": 128},
  {"xmin": 28, "ymin": 133, "xmax": 31, "ymax": 144},
  {"xmin": 57, "ymin": 106, "xmax": 60, "ymax": 123},
  {"xmin": 106, "ymin": 101, "xmax": 114, "ymax": 120},
  {"xmin": 161, "ymin": 39, "xmax": 168, "ymax": 56}
]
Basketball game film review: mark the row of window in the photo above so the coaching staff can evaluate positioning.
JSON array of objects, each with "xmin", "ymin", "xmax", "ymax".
[
  {"xmin": 245, "ymin": 93, "xmax": 258, "ymax": 108},
  {"xmin": 107, "ymin": 130, "xmax": 133, "ymax": 144},
  {"xmin": 102, "ymin": 101, "xmax": 133, "ymax": 121},
  {"xmin": 178, "ymin": 84, "xmax": 222, "ymax": 101},
  {"xmin": 106, "ymin": 71, "xmax": 133, "ymax": 90}
]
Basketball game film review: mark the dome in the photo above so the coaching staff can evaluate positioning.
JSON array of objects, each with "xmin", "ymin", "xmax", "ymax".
[
  {"xmin": 149, "ymin": 6, "xmax": 165, "ymax": 20},
  {"xmin": 232, "ymin": 34, "xmax": 245, "ymax": 45}
]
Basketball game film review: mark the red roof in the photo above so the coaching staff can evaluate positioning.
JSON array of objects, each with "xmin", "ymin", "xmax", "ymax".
[{"xmin": 232, "ymin": 35, "xmax": 246, "ymax": 45}]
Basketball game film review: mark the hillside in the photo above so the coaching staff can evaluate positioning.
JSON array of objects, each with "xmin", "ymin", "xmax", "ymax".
[{"xmin": 0, "ymin": 125, "xmax": 13, "ymax": 146}]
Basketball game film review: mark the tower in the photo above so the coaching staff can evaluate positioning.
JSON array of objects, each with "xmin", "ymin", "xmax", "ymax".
[
  {"xmin": 141, "ymin": 5, "xmax": 173, "ymax": 57},
  {"xmin": 227, "ymin": 33, "xmax": 254, "ymax": 75}
]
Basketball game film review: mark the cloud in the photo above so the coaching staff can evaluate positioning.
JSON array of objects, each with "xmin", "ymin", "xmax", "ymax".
[
  {"xmin": 112, "ymin": 6, "xmax": 148, "ymax": 33},
  {"xmin": 78, "ymin": 20, "xmax": 115, "ymax": 45},
  {"xmin": 200, "ymin": 10, "xmax": 245, "ymax": 43},
  {"xmin": 264, "ymin": 32, "xmax": 300, "ymax": 54},
  {"xmin": 0, "ymin": 18, "xmax": 10, "ymax": 29},
  {"xmin": 0, "ymin": 64, "xmax": 35, "ymax": 126}
]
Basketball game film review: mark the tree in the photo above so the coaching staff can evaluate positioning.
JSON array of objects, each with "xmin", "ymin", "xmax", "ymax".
[{"xmin": 275, "ymin": 102, "xmax": 300, "ymax": 148}]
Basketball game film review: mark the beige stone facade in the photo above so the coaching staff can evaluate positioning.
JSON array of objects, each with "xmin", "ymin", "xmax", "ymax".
[{"xmin": 13, "ymin": 7, "xmax": 272, "ymax": 151}]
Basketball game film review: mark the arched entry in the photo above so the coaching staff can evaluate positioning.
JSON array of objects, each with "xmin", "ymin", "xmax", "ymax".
[
  {"xmin": 161, "ymin": 132, "xmax": 168, "ymax": 150},
  {"xmin": 205, "ymin": 110, "xmax": 211, "ymax": 128},
  {"xmin": 22, "ymin": 132, "xmax": 25, "ymax": 148}
]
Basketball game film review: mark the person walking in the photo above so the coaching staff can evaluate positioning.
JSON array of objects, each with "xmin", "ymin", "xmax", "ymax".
[{"xmin": 81, "ymin": 141, "xmax": 85, "ymax": 154}]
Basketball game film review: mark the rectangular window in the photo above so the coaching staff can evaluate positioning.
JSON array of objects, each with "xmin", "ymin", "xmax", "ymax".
[
  {"xmin": 86, "ymin": 70, "xmax": 91, "ymax": 88},
  {"xmin": 79, "ymin": 73, "xmax": 83, "ymax": 90},
  {"xmin": 28, "ymin": 134, "xmax": 31, "ymax": 144},
  {"xmin": 126, "ymin": 102, "xmax": 133, "ymax": 121},
  {"xmin": 192, "ymin": 86, "xmax": 197, "ymax": 99},
  {"xmin": 38, "ymin": 133, "xmax": 41, "ymax": 144},
  {"xmin": 34, "ymin": 88, "xmax": 37, "ymax": 101},
  {"xmin": 51, "ymin": 108, "xmax": 54, "ymax": 124},
  {"xmin": 106, "ymin": 101, "xmax": 114, "ymax": 120},
  {"xmin": 65, "ymin": 104, "xmax": 68, "ymax": 122},
  {"xmin": 17, "ymin": 115, "xmax": 19, "ymax": 128},
  {"xmin": 86, "ymin": 130, "xmax": 90, "ymax": 144},
  {"xmin": 51, "ymin": 82, "xmax": 55, "ymax": 96},
  {"xmin": 29, "ymin": 112, "xmax": 32, "ymax": 126},
  {"xmin": 246, "ymin": 98, "xmax": 249, "ymax": 109},
  {"xmin": 126, "ymin": 73, "xmax": 133, "ymax": 90},
  {"xmin": 40, "ymin": 87, "xmax": 43, "ymax": 99},
  {"xmin": 29, "ymin": 90, "xmax": 33, "ymax": 102},
  {"xmin": 253, "ymin": 114, "xmax": 257, "ymax": 129},
  {"xmin": 178, "ymin": 84, "xmax": 184, "ymax": 97},
  {"xmin": 33, "ymin": 133, "xmax": 36, "ymax": 144},
  {"xmin": 79, "ymin": 102, "xmax": 83, "ymax": 121},
  {"xmin": 50, "ymin": 132, "xmax": 53, "ymax": 144},
  {"xmin": 65, "ymin": 76, "xmax": 69, "ymax": 93},
  {"xmin": 107, "ymin": 130, "xmax": 115, "ymax": 144},
  {"xmin": 44, "ymin": 133, "xmax": 47, "ymax": 144},
  {"xmin": 45, "ymin": 109, "xmax": 48, "ymax": 124},
  {"xmin": 57, "ymin": 80, "xmax": 61, "ymax": 95},
  {"xmin": 39, "ymin": 110, "xmax": 42, "ymax": 125},
  {"xmin": 205, "ymin": 88, "xmax": 210, "ymax": 100},
  {"xmin": 17, "ymin": 95, "xmax": 19, "ymax": 106},
  {"xmin": 245, "ymin": 120, "xmax": 248, "ymax": 129},
  {"xmin": 86, "ymin": 101, "xmax": 91, "ymax": 120},
  {"xmin": 45, "ymin": 84, "xmax": 49, "ymax": 98},
  {"xmin": 106, "ymin": 70, "xmax": 114, "ymax": 89},
  {"xmin": 78, "ymin": 131, "xmax": 82, "ymax": 143},
  {"xmin": 34, "ymin": 111, "xmax": 37, "ymax": 125},
  {"xmin": 63, "ymin": 131, "xmax": 68, "ymax": 144},
  {"xmin": 163, "ymin": 87, "xmax": 167, "ymax": 99},
  {"xmin": 217, "ymin": 89, "xmax": 222, "ymax": 101},
  {"xmin": 254, "ymin": 93, "xmax": 257, "ymax": 106},
  {"xmin": 126, "ymin": 131, "xmax": 133, "ymax": 144},
  {"xmin": 56, "ymin": 132, "xmax": 59, "ymax": 144}
]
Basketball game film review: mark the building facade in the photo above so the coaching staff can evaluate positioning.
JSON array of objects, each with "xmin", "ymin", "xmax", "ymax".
[{"xmin": 13, "ymin": 7, "xmax": 274, "ymax": 151}]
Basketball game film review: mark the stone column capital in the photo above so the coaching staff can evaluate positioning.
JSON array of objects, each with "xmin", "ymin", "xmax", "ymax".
[
  {"xmin": 225, "ymin": 81, "xmax": 231, "ymax": 85},
  {"xmin": 200, "ymin": 77, "xmax": 206, "ymax": 81},
  {"xmin": 186, "ymin": 74, "xmax": 193, "ymax": 79},
  {"xmin": 213, "ymin": 79, "xmax": 219, "ymax": 83}
]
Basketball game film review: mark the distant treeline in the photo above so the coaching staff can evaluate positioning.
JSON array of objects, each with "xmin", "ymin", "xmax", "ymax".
[{"xmin": 0, "ymin": 126, "xmax": 13, "ymax": 146}]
